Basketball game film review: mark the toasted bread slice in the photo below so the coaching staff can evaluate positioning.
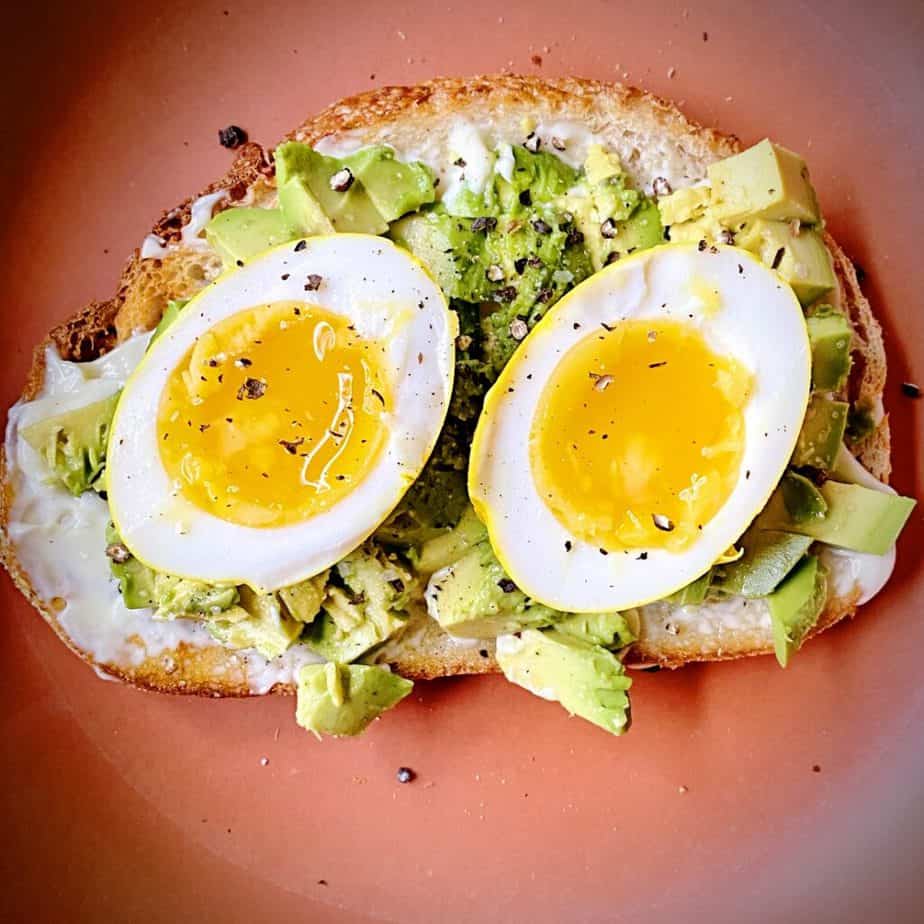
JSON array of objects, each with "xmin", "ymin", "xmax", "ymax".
[{"xmin": 0, "ymin": 76, "xmax": 892, "ymax": 694}]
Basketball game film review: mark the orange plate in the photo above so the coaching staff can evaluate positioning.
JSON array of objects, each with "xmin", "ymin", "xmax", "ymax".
[{"xmin": 2, "ymin": 2, "xmax": 922, "ymax": 921}]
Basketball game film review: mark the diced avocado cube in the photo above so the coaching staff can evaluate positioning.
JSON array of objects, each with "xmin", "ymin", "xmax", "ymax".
[
  {"xmin": 295, "ymin": 662, "xmax": 413, "ymax": 737},
  {"xmin": 657, "ymin": 185, "xmax": 711, "ymax": 227},
  {"xmin": 763, "ymin": 480, "xmax": 916, "ymax": 554},
  {"xmin": 22, "ymin": 391, "xmax": 120, "ymax": 496},
  {"xmin": 426, "ymin": 541, "xmax": 557, "ymax": 638},
  {"xmin": 806, "ymin": 306, "xmax": 853, "ymax": 391},
  {"xmin": 389, "ymin": 211, "xmax": 464, "ymax": 294},
  {"xmin": 666, "ymin": 570, "xmax": 713, "ymax": 605},
  {"xmin": 277, "ymin": 176, "xmax": 335, "ymax": 236},
  {"xmin": 343, "ymin": 146, "xmax": 436, "ymax": 222},
  {"xmin": 793, "ymin": 395, "xmax": 849, "ymax": 471},
  {"xmin": 714, "ymin": 527, "xmax": 813, "ymax": 597},
  {"xmin": 495, "ymin": 629, "xmax": 632, "ymax": 735},
  {"xmin": 584, "ymin": 144, "xmax": 623, "ymax": 185},
  {"xmin": 768, "ymin": 555, "xmax": 827, "ymax": 667},
  {"xmin": 206, "ymin": 586, "xmax": 301, "ymax": 659},
  {"xmin": 606, "ymin": 198, "xmax": 664, "ymax": 261},
  {"xmin": 780, "ymin": 471, "xmax": 828, "ymax": 523},
  {"xmin": 274, "ymin": 141, "xmax": 387, "ymax": 234},
  {"xmin": 205, "ymin": 207, "xmax": 296, "ymax": 268},
  {"xmin": 707, "ymin": 139, "xmax": 820, "ymax": 225},
  {"xmin": 106, "ymin": 522, "xmax": 157, "ymax": 609},
  {"xmin": 154, "ymin": 573, "xmax": 239, "ymax": 619},
  {"xmin": 277, "ymin": 570, "xmax": 329, "ymax": 624},
  {"xmin": 414, "ymin": 505, "xmax": 488, "ymax": 574},
  {"xmin": 736, "ymin": 220, "xmax": 835, "ymax": 305},
  {"xmin": 554, "ymin": 610, "xmax": 638, "ymax": 649}
]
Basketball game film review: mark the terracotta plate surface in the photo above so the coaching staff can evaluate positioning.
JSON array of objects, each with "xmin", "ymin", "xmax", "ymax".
[{"xmin": 2, "ymin": 2, "xmax": 922, "ymax": 921}]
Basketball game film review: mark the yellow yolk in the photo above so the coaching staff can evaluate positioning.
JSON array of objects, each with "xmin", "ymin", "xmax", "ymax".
[
  {"xmin": 157, "ymin": 301, "xmax": 391, "ymax": 528},
  {"xmin": 529, "ymin": 319, "xmax": 751, "ymax": 552}
]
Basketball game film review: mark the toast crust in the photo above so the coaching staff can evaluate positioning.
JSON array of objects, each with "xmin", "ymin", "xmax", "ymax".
[{"xmin": 0, "ymin": 76, "xmax": 892, "ymax": 694}]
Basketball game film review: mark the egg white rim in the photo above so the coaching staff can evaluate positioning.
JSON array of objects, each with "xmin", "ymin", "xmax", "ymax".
[
  {"xmin": 107, "ymin": 233, "xmax": 456, "ymax": 591},
  {"xmin": 469, "ymin": 243, "xmax": 812, "ymax": 613}
]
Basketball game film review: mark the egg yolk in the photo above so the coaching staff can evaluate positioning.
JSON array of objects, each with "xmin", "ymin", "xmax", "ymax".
[
  {"xmin": 529, "ymin": 319, "xmax": 751, "ymax": 552},
  {"xmin": 157, "ymin": 301, "xmax": 391, "ymax": 528}
]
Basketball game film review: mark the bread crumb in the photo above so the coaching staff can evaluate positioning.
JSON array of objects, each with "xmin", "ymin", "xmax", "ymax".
[
  {"xmin": 678, "ymin": 785, "xmax": 689, "ymax": 794},
  {"xmin": 259, "ymin": 756, "xmax": 269, "ymax": 767},
  {"xmin": 396, "ymin": 29, "xmax": 406, "ymax": 39},
  {"xmin": 667, "ymin": 67, "xmax": 676, "ymax": 78}
]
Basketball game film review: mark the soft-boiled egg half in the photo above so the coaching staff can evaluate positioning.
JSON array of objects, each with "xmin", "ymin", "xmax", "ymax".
[
  {"xmin": 107, "ymin": 235, "xmax": 455, "ymax": 591},
  {"xmin": 469, "ymin": 243, "xmax": 811, "ymax": 612}
]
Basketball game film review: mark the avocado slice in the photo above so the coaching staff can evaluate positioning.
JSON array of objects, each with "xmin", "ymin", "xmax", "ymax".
[
  {"xmin": 342, "ymin": 146, "xmax": 436, "ymax": 222},
  {"xmin": 763, "ymin": 480, "xmax": 916, "ymax": 554},
  {"xmin": 665, "ymin": 570, "xmax": 713, "ymax": 605},
  {"xmin": 274, "ymin": 141, "xmax": 387, "ymax": 234},
  {"xmin": 205, "ymin": 586, "xmax": 301, "ymax": 659},
  {"xmin": 22, "ymin": 391, "xmax": 120, "ymax": 496},
  {"xmin": 781, "ymin": 471, "xmax": 829, "ymax": 523},
  {"xmin": 151, "ymin": 299, "xmax": 189, "ymax": 343},
  {"xmin": 806, "ymin": 306, "xmax": 853, "ymax": 391},
  {"xmin": 707, "ymin": 139, "xmax": 820, "ymax": 225},
  {"xmin": 736, "ymin": 220, "xmax": 835, "ymax": 306},
  {"xmin": 767, "ymin": 555, "xmax": 828, "ymax": 667},
  {"xmin": 389, "ymin": 210, "xmax": 466, "ymax": 294},
  {"xmin": 554, "ymin": 610, "xmax": 637, "ymax": 649},
  {"xmin": 295, "ymin": 662, "xmax": 413, "ymax": 737},
  {"xmin": 495, "ymin": 629, "xmax": 632, "ymax": 735},
  {"xmin": 414, "ymin": 505, "xmax": 488, "ymax": 574},
  {"xmin": 714, "ymin": 527, "xmax": 813, "ymax": 597},
  {"xmin": 277, "ymin": 176, "xmax": 335, "ymax": 237},
  {"xmin": 426, "ymin": 541, "xmax": 558, "ymax": 638},
  {"xmin": 792, "ymin": 394, "xmax": 849, "ymax": 471},
  {"xmin": 277, "ymin": 571, "xmax": 329, "ymax": 624},
  {"xmin": 204, "ymin": 206, "xmax": 297, "ymax": 269}
]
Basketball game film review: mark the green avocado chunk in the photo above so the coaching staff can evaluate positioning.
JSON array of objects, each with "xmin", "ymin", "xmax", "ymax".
[
  {"xmin": 495, "ymin": 629, "xmax": 632, "ymax": 735},
  {"xmin": 707, "ymin": 139, "xmax": 820, "ymax": 225},
  {"xmin": 295, "ymin": 662, "xmax": 413, "ymax": 738},
  {"xmin": 714, "ymin": 527, "xmax": 813, "ymax": 598},
  {"xmin": 426, "ymin": 541, "xmax": 558, "ymax": 638},
  {"xmin": 277, "ymin": 176, "xmax": 335, "ymax": 237},
  {"xmin": 792, "ymin": 394, "xmax": 849, "ymax": 471},
  {"xmin": 736, "ymin": 220, "xmax": 835, "ymax": 306},
  {"xmin": 806, "ymin": 306, "xmax": 853, "ymax": 391},
  {"xmin": 413, "ymin": 505, "xmax": 488, "ymax": 574},
  {"xmin": 105, "ymin": 524, "xmax": 157, "ymax": 608},
  {"xmin": 768, "ymin": 555, "xmax": 828, "ymax": 667},
  {"xmin": 303, "ymin": 547, "xmax": 413, "ymax": 662},
  {"xmin": 155, "ymin": 574, "xmax": 239, "ymax": 620},
  {"xmin": 781, "ymin": 471, "xmax": 829, "ymax": 523},
  {"xmin": 206, "ymin": 586, "xmax": 302, "ymax": 659},
  {"xmin": 342, "ymin": 146, "xmax": 436, "ymax": 222},
  {"xmin": 274, "ymin": 141, "xmax": 388, "ymax": 234},
  {"xmin": 554, "ymin": 610, "xmax": 638, "ymax": 649},
  {"xmin": 277, "ymin": 571, "xmax": 329, "ymax": 624},
  {"xmin": 375, "ymin": 465, "xmax": 470, "ymax": 547},
  {"xmin": 204, "ymin": 206, "xmax": 296, "ymax": 269},
  {"xmin": 22, "ymin": 391, "xmax": 120, "ymax": 496},
  {"xmin": 151, "ymin": 299, "xmax": 189, "ymax": 343},
  {"xmin": 763, "ymin": 480, "xmax": 916, "ymax": 554}
]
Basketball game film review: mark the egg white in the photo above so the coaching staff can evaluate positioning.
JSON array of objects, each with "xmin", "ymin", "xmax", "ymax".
[
  {"xmin": 469, "ymin": 243, "xmax": 811, "ymax": 612},
  {"xmin": 107, "ymin": 234, "xmax": 455, "ymax": 591}
]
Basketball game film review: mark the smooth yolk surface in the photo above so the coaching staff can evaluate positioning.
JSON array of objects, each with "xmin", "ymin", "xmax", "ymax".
[
  {"xmin": 158, "ymin": 301, "xmax": 391, "ymax": 528},
  {"xmin": 530, "ymin": 319, "xmax": 751, "ymax": 552}
]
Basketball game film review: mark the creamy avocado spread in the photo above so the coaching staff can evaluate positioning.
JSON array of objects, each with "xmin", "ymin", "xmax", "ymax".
[{"xmin": 36, "ymin": 135, "xmax": 915, "ymax": 736}]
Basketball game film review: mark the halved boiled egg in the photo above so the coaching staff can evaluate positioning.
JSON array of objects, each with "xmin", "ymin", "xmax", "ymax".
[
  {"xmin": 469, "ymin": 243, "xmax": 811, "ymax": 612},
  {"xmin": 108, "ymin": 234, "xmax": 455, "ymax": 591}
]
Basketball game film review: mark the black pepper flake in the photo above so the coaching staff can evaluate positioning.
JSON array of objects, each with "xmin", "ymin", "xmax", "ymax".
[
  {"xmin": 207, "ymin": 358, "xmax": 220, "ymax": 367},
  {"xmin": 304, "ymin": 274, "xmax": 323, "ymax": 291},
  {"xmin": 599, "ymin": 548, "xmax": 609, "ymax": 556},
  {"xmin": 527, "ymin": 256, "xmax": 543, "ymax": 269},
  {"xmin": 294, "ymin": 240, "xmax": 307, "ymax": 252},
  {"xmin": 235, "ymin": 259, "xmax": 244, "ymax": 267},
  {"xmin": 218, "ymin": 124, "xmax": 247, "ymax": 148},
  {"xmin": 697, "ymin": 239, "xmax": 708, "ymax": 252},
  {"xmin": 605, "ymin": 251, "xmax": 620, "ymax": 266},
  {"xmin": 812, "ymin": 764, "xmax": 821, "ymax": 773},
  {"xmin": 519, "ymin": 189, "xmax": 532, "ymax": 207},
  {"xmin": 652, "ymin": 514, "xmax": 674, "ymax": 532},
  {"xmin": 531, "ymin": 217, "xmax": 552, "ymax": 235},
  {"xmin": 497, "ymin": 578, "xmax": 517, "ymax": 593},
  {"xmin": 564, "ymin": 540, "xmax": 573, "ymax": 552},
  {"xmin": 235, "ymin": 357, "xmax": 252, "ymax": 367},
  {"xmin": 746, "ymin": 470, "xmax": 751, "ymax": 479},
  {"xmin": 652, "ymin": 176, "xmax": 672, "ymax": 197},
  {"xmin": 471, "ymin": 216, "xmax": 497, "ymax": 233},
  {"xmin": 495, "ymin": 285, "xmax": 518, "ymax": 303},
  {"xmin": 105, "ymin": 543, "xmax": 131, "ymax": 564},
  {"xmin": 702, "ymin": 30, "xmax": 709, "ymax": 41},
  {"xmin": 514, "ymin": 257, "xmax": 528, "ymax": 275},
  {"xmin": 771, "ymin": 247, "xmax": 785, "ymax": 270},
  {"xmin": 278, "ymin": 436, "xmax": 305, "ymax": 454},
  {"xmin": 637, "ymin": 552, "xmax": 648, "ymax": 560},
  {"xmin": 535, "ymin": 287, "xmax": 553, "ymax": 304},
  {"xmin": 601, "ymin": 321, "xmax": 615, "ymax": 332},
  {"xmin": 329, "ymin": 167, "xmax": 354, "ymax": 192},
  {"xmin": 523, "ymin": 132, "xmax": 541, "ymax": 153},
  {"xmin": 281, "ymin": 273, "xmax": 290, "ymax": 281},
  {"xmin": 479, "ymin": 648, "xmax": 489, "ymax": 658},
  {"xmin": 396, "ymin": 767, "xmax": 416, "ymax": 784},
  {"xmin": 901, "ymin": 382, "xmax": 921, "ymax": 398},
  {"xmin": 199, "ymin": 423, "xmax": 211, "ymax": 433},
  {"xmin": 566, "ymin": 227, "xmax": 585, "ymax": 248},
  {"xmin": 237, "ymin": 377, "xmax": 266, "ymax": 400},
  {"xmin": 648, "ymin": 361, "xmax": 668, "ymax": 368},
  {"xmin": 371, "ymin": 388, "xmax": 385, "ymax": 405},
  {"xmin": 453, "ymin": 157, "xmax": 467, "ymax": 167},
  {"xmin": 738, "ymin": 264, "xmax": 744, "ymax": 275},
  {"xmin": 388, "ymin": 578, "xmax": 405, "ymax": 593},
  {"xmin": 600, "ymin": 218, "xmax": 618, "ymax": 239}
]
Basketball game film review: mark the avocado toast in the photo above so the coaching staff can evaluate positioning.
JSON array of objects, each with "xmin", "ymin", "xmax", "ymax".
[{"xmin": 1, "ymin": 76, "xmax": 914, "ymax": 736}]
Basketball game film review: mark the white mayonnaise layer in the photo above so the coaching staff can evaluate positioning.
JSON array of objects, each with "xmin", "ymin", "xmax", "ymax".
[
  {"xmin": 5, "ymin": 334, "xmax": 320, "ymax": 690},
  {"xmin": 139, "ymin": 189, "xmax": 226, "ymax": 261}
]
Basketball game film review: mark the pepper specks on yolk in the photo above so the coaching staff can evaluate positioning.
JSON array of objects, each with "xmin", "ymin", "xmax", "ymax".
[
  {"xmin": 157, "ymin": 301, "xmax": 391, "ymax": 528},
  {"xmin": 529, "ymin": 319, "xmax": 751, "ymax": 552}
]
